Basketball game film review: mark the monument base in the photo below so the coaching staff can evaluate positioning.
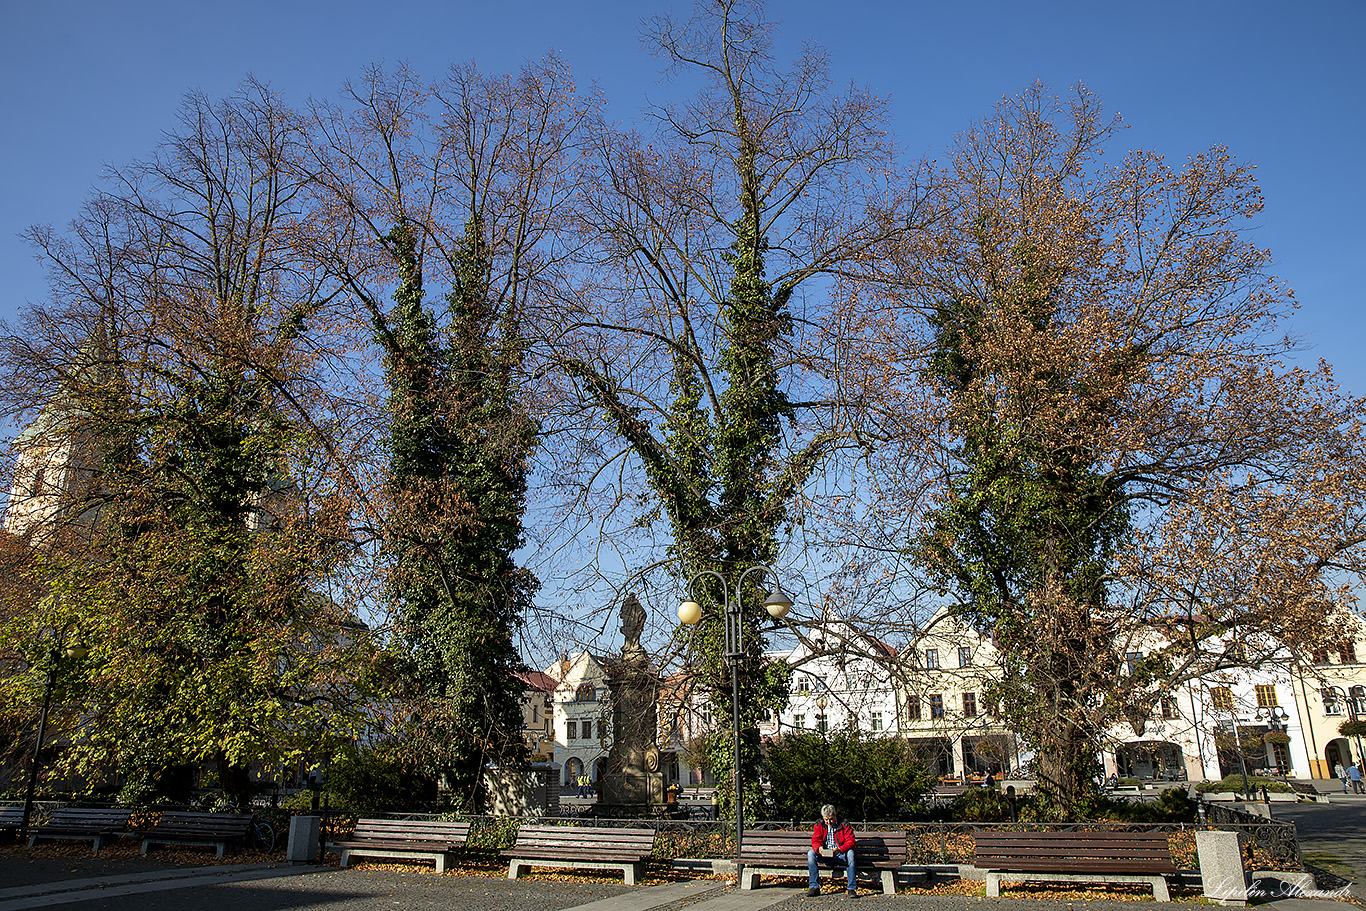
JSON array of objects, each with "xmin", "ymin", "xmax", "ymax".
[
  {"xmin": 582, "ymin": 802, "xmax": 690, "ymax": 819},
  {"xmin": 601, "ymin": 769, "xmax": 665, "ymax": 806}
]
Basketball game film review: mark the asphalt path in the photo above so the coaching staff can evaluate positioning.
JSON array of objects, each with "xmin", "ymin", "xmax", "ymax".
[{"xmin": 1261, "ymin": 798, "xmax": 1366, "ymax": 896}]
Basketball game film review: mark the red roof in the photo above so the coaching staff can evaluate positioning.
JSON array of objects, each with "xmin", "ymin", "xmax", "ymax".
[{"xmin": 516, "ymin": 670, "xmax": 558, "ymax": 693}]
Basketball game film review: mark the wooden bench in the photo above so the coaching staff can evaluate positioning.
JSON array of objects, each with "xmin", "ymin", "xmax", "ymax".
[
  {"xmin": 736, "ymin": 829, "xmax": 907, "ymax": 894},
  {"xmin": 327, "ymin": 818, "xmax": 470, "ymax": 872},
  {"xmin": 140, "ymin": 811, "xmax": 253, "ymax": 857},
  {"xmin": 0, "ymin": 806, "xmax": 23, "ymax": 839},
  {"xmin": 502, "ymin": 825, "xmax": 655, "ymax": 885},
  {"xmin": 27, "ymin": 807, "xmax": 133, "ymax": 851},
  {"xmin": 974, "ymin": 829, "xmax": 1178, "ymax": 900}
]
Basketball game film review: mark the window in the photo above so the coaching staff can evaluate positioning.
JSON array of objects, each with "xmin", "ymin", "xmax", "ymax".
[
  {"xmin": 816, "ymin": 714, "xmax": 828, "ymax": 733},
  {"xmin": 796, "ymin": 676, "xmax": 810, "ymax": 694},
  {"xmin": 1352, "ymin": 686, "xmax": 1366, "ymax": 716},
  {"xmin": 1343, "ymin": 643, "xmax": 1358, "ymax": 663},
  {"xmin": 1255, "ymin": 685, "xmax": 1278, "ymax": 709},
  {"xmin": 963, "ymin": 692, "xmax": 977, "ymax": 718},
  {"xmin": 929, "ymin": 693, "xmax": 944, "ymax": 719},
  {"xmin": 958, "ymin": 646, "xmax": 973, "ymax": 668},
  {"xmin": 1312, "ymin": 648, "xmax": 1331, "ymax": 665},
  {"xmin": 1324, "ymin": 689, "xmax": 1343, "ymax": 715},
  {"xmin": 1160, "ymin": 697, "xmax": 1179, "ymax": 720},
  {"xmin": 925, "ymin": 649, "xmax": 940, "ymax": 669},
  {"xmin": 1125, "ymin": 652, "xmax": 1141, "ymax": 676},
  {"xmin": 532, "ymin": 704, "xmax": 539, "ymax": 724},
  {"xmin": 793, "ymin": 714, "xmax": 806, "ymax": 730},
  {"xmin": 576, "ymin": 684, "xmax": 596, "ymax": 702},
  {"xmin": 582, "ymin": 720, "xmax": 593, "ymax": 740},
  {"xmin": 1210, "ymin": 687, "xmax": 1234, "ymax": 712},
  {"xmin": 566, "ymin": 720, "xmax": 577, "ymax": 740},
  {"xmin": 871, "ymin": 712, "xmax": 883, "ymax": 732},
  {"xmin": 906, "ymin": 697, "xmax": 921, "ymax": 722}
]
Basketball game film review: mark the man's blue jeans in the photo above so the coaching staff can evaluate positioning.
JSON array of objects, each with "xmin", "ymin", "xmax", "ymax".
[{"xmin": 808, "ymin": 848, "xmax": 856, "ymax": 890}]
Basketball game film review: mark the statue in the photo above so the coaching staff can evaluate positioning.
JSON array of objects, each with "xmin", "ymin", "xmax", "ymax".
[
  {"xmin": 620, "ymin": 592, "xmax": 646, "ymax": 657},
  {"xmin": 600, "ymin": 594, "xmax": 666, "ymax": 807}
]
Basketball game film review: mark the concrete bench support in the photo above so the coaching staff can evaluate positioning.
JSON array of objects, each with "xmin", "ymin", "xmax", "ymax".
[
  {"xmin": 986, "ymin": 871, "xmax": 1170, "ymax": 901},
  {"xmin": 507, "ymin": 858, "xmax": 643, "ymax": 885}
]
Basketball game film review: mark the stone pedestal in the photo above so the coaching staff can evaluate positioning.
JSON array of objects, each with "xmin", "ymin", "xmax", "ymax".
[
  {"xmin": 287, "ymin": 815, "xmax": 321, "ymax": 864},
  {"xmin": 601, "ymin": 768, "xmax": 665, "ymax": 806},
  {"xmin": 1195, "ymin": 830, "xmax": 1248, "ymax": 905}
]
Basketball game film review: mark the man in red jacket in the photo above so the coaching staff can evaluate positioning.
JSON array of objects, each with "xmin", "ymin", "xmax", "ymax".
[{"xmin": 808, "ymin": 804, "xmax": 858, "ymax": 897}]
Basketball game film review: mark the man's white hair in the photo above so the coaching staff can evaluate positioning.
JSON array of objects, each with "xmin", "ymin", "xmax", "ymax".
[{"xmin": 821, "ymin": 804, "xmax": 836, "ymax": 819}]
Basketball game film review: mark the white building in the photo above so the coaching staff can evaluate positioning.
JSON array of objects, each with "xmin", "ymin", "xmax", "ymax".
[
  {"xmin": 761, "ymin": 621, "xmax": 902, "ymax": 739},
  {"xmin": 544, "ymin": 651, "xmax": 612, "ymax": 788}
]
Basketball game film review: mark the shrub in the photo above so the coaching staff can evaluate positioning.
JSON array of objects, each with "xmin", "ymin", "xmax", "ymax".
[
  {"xmin": 766, "ymin": 730, "xmax": 935, "ymax": 820},
  {"xmin": 320, "ymin": 742, "xmax": 439, "ymax": 812},
  {"xmin": 1095, "ymin": 787, "xmax": 1197, "ymax": 822},
  {"xmin": 1192, "ymin": 775, "xmax": 1292, "ymax": 794}
]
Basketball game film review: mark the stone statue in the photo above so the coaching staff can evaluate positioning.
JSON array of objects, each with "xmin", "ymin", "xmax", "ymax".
[
  {"xmin": 620, "ymin": 593, "xmax": 646, "ymax": 657},
  {"xmin": 600, "ymin": 593, "xmax": 665, "ymax": 807}
]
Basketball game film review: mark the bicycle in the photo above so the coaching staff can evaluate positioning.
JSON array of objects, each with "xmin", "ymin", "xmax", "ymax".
[{"xmin": 186, "ymin": 790, "xmax": 277, "ymax": 853}]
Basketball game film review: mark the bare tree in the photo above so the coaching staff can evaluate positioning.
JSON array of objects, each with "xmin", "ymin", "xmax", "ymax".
[
  {"xmin": 838, "ymin": 84, "xmax": 1366, "ymax": 812},
  {"xmin": 538, "ymin": 0, "xmax": 918, "ymax": 814}
]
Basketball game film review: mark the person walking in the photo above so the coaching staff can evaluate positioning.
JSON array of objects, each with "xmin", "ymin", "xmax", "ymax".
[
  {"xmin": 808, "ymin": 804, "xmax": 858, "ymax": 898},
  {"xmin": 1349, "ymin": 762, "xmax": 1364, "ymax": 795},
  {"xmin": 1336, "ymin": 761, "xmax": 1348, "ymax": 793}
]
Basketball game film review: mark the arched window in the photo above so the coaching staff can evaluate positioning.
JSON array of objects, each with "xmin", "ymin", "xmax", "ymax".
[{"xmin": 575, "ymin": 684, "xmax": 596, "ymax": 702}]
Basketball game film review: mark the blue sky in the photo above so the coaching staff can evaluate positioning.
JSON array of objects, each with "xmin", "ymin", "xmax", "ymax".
[{"xmin": 2, "ymin": 0, "xmax": 1362, "ymax": 391}]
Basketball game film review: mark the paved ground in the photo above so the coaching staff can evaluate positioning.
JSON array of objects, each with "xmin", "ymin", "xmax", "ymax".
[
  {"xmin": 1259, "ymin": 798, "xmax": 1366, "ymax": 896},
  {"xmin": 3, "ymin": 798, "xmax": 1364, "ymax": 911}
]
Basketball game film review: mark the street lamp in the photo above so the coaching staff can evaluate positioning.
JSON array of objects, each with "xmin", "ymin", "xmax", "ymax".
[
  {"xmin": 1322, "ymin": 685, "xmax": 1366, "ymax": 768},
  {"xmin": 679, "ymin": 566, "xmax": 792, "ymax": 866},
  {"xmin": 1255, "ymin": 705, "xmax": 1290, "ymax": 777},
  {"xmin": 20, "ymin": 627, "xmax": 89, "ymax": 836}
]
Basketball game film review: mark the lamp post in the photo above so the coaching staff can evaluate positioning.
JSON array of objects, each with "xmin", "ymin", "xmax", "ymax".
[
  {"xmin": 1322, "ymin": 685, "xmax": 1366, "ymax": 768},
  {"xmin": 678, "ymin": 566, "xmax": 792, "ymax": 867},
  {"xmin": 1255, "ymin": 705, "xmax": 1290, "ymax": 776},
  {"xmin": 1210, "ymin": 689, "xmax": 1252, "ymax": 801},
  {"xmin": 20, "ymin": 628, "xmax": 88, "ymax": 836}
]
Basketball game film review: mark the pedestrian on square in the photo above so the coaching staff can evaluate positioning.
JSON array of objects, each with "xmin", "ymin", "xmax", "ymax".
[
  {"xmin": 1336, "ymin": 762, "xmax": 1348, "ymax": 792},
  {"xmin": 1349, "ymin": 762, "xmax": 1364, "ymax": 794},
  {"xmin": 808, "ymin": 804, "xmax": 858, "ymax": 898}
]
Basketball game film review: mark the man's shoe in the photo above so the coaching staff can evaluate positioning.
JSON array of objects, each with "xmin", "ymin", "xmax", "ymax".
[
  {"xmin": 807, "ymin": 887, "xmax": 820, "ymax": 897},
  {"xmin": 847, "ymin": 889, "xmax": 858, "ymax": 898}
]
